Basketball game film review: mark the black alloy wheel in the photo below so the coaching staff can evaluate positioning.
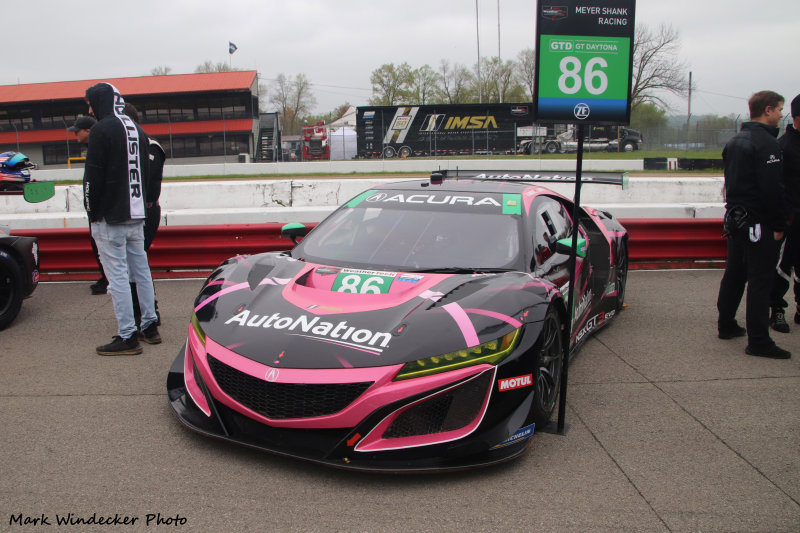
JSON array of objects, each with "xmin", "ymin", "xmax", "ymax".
[{"xmin": 528, "ymin": 308, "xmax": 564, "ymax": 425}]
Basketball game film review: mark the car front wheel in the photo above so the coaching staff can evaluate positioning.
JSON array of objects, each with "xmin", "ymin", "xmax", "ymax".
[{"xmin": 528, "ymin": 308, "xmax": 564, "ymax": 426}]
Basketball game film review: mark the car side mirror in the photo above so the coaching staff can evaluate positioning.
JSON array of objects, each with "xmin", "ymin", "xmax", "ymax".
[
  {"xmin": 553, "ymin": 237, "xmax": 587, "ymax": 259},
  {"xmin": 281, "ymin": 222, "xmax": 307, "ymax": 245}
]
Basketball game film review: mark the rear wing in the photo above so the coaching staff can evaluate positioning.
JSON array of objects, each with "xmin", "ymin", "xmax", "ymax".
[{"xmin": 429, "ymin": 169, "xmax": 628, "ymax": 189}]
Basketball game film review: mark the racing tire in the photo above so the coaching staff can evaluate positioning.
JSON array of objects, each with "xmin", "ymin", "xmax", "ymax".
[
  {"xmin": 615, "ymin": 242, "xmax": 628, "ymax": 312},
  {"xmin": 382, "ymin": 146, "xmax": 396, "ymax": 159},
  {"xmin": 528, "ymin": 308, "xmax": 564, "ymax": 426},
  {"xmin": 544, "ymin": 142, "xmax": 559, "ymax": 154},
  {"xmin": 0, "ymin": 251, "xmax": 23, "ymax": 330},
  {"xmin": 398, "ymin": 146, "xmax": 412, "ymax": 158}
]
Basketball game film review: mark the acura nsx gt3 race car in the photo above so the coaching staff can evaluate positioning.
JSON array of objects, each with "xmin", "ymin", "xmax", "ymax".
[{"xmin": 168, "ymin": 171, "xmax": 628, "ymax": 472}]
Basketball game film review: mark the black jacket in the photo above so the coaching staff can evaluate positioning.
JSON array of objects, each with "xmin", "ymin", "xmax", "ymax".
[
  {"xmin": 83, "ymin": 83, "xmax": 150, "ymax": 223},
  {"xmin": 723, "ymin": 121, "xmax": 788, "ymax": 231},
  {"xmin": 146, "ymin": 138, "xmax": 165, "ymax": 206},
  {"xmin": 779, "ymin": 124, "xmax": 800, "ymax": 215}
]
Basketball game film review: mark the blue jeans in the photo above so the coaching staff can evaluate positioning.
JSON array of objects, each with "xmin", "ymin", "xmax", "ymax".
[{"xmin": 91, "ymin": 220, "xmax": 157, "ymax": 339}]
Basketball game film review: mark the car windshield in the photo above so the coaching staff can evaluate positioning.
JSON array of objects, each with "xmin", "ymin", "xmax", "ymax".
[{"xmin": 292, "ymin": 192, "xmax": 522, "ymax": 272}]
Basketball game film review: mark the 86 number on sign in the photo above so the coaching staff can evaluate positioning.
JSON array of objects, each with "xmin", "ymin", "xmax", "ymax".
[{"xmin": 558, "ymin": 56, "xmax": 608, "ymax": 95}]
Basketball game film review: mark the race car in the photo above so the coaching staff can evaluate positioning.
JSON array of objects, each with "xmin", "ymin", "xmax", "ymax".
[
  {"xmin": 167, "ymin": 171, "xmax": 628, "ymax": 472},
  {"xmin": 0, "ymin": 226, "xmax": 40, "ymax": 330}
]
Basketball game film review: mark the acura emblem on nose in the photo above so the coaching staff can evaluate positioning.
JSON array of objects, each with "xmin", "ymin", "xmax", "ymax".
[{"xmin": 265, "ymin": 368, "xmax": 280, "ymax": 382}]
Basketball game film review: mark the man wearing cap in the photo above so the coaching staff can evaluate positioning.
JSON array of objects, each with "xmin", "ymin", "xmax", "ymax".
[
  {"xmin": 69, "ymin": 115, "xmax": 108, "ymax": 295},
  {"xmin": 770, "ymin": 94, "xmax": 800, "ymax": 333}
]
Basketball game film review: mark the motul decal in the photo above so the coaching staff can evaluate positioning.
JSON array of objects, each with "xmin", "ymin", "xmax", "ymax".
[{"xmin": 497, "ymin": 374, "xmax": 533, "ymax": 391}]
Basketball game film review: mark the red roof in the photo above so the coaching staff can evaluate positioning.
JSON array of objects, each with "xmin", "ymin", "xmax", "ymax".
[{"xmin": 0, "ymin": 71, "xmax": 258, "ymax": 104}]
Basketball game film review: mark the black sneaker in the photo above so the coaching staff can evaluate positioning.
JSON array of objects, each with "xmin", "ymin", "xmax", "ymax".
[
  {"xmin": 90, "ymin": 278, "xmax": 108, "ymax": 295},
  {"xmin": 139, "ymin": 323, "xmax": 162, "ymax": 344},
  {"xmin": 718, "ymin": 324, "xmax": 747, "ymax": 339},
  {"xmin": 770, "ymin": 309, "xmax": 790, "ymax": 333},
  {"xmin": 96, "ymin": 335, "xmax": 142, "ymax": 356},
  {"xmin": 745, "ymin": 344, "xmax": 791, "ymax": 359}
]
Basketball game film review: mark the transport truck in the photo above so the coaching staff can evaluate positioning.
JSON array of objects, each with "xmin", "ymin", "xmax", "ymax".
[
  {"xmin": 301, "ymin": 122, "xmax": 330, "ymax": 160},
  {"xmin": 356, "ymin": 103, "xmax": 537, "ymax": 158}
]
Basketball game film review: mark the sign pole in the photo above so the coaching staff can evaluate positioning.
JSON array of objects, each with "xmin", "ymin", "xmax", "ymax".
[{"xmin": 557, "ymin": 124, "xmax": 584, "ymax": 434}]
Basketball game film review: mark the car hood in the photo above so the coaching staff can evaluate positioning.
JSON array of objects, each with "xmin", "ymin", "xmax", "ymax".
[{"xmin": 193, "ymin": 253, "xmax": 556, "ymax": 369}]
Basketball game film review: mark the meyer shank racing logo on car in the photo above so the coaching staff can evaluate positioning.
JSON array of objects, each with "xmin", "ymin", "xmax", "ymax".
[
  {"xmin": 366, "ymin": 193, "xmax": 501, "ymax": 207},
  {"xmin": 225, "ymin": 310, "xmax": 393, "ymax": 353}
]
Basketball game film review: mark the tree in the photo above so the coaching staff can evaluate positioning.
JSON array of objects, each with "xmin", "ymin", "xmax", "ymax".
[
  {"xmin": 150, "ymin": 66, "xmax": 172, "ymax": 76},
  {"xmin": 630, "ymin": 24, "xmax": 689, "ymax": 110},
  {"xmin": 195, "ymin": 61, "xmax": 238, "ymax": 73},
  {"xmin": 479, "ymin": 57, "xmax": 524, "ymax": 103},
  {"xmin": 515, "ymin": 48, "xmax": 536, "ymax": 101},
  {"xmin": 438, "ymin": 60, "xmax": 474, "ymax": 104},
  {"xmin": 269, "ymin": 73, "xmax": 317, "ymax": 134},
  {"xmin": 408, "ymin": 65, "xmax": 441, "ymax": 105},
  {"xmin": 369, "ymin": 63, "xmax": 412, "ymax": 106},
  {"xmin": 630, "ymin": 102, "xmax": 669, "ymax": 145}
]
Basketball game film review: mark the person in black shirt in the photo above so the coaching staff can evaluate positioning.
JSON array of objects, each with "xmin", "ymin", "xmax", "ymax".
[
  {"xmin": 769, "ymin": 94, "xmax": 800, "ymax": 333},
  {"xmin": 717, "ymin": 90, "xmax": 790, "ymax": 359}
]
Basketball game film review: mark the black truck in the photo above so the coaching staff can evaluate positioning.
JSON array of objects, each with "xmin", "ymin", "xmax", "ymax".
[{"xmin": 356, "ymin": 103, "xmax": 538, "ymax": 158}]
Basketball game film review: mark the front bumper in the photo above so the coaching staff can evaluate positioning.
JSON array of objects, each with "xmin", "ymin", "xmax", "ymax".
[{"xmin": 167, "ymin": 341, "xmax": 535, "ymax": 473}]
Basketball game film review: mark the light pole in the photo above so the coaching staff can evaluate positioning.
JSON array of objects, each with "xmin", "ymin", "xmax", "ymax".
[{"xmin": 476, "ymin": 0, "xmax": 482, "ymax": 103}]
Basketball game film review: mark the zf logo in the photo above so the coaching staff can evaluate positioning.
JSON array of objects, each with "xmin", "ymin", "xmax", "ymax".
[{"xmin": 573, "ymin": 103, "xmax": 590, "ymax": 120}]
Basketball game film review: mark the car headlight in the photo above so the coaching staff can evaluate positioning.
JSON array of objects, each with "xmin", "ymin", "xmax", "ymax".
[
  {"xmin": 394, "ymin": 329, "xmax": 521, "ymax": 381},
  {"xmin": 191, "ymin": 312, "xmax": 206, "ymax": 345}
]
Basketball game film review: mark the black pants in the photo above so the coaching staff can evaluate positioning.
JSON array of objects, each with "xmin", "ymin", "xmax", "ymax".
[
  {"xmin": 770, "ymin": 223, "xmax": 800, "ymax": 312},
  {"xmin": 132, "ymin": 205, "xmax": 161, "ymax": 326},
  {"xmin": 717, "ymin": 225, "xmax": 779, "ymax": 347}
]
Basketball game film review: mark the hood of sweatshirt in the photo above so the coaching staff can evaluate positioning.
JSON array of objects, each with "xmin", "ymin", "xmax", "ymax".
[{"xmin": 85, "ymin": 83, "xmax": 121, "ymax": 121}]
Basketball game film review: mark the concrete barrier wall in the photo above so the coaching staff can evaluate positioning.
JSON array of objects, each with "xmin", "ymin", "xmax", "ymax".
[{"xmin": 3, "ymin": 162, "xmax": 725, "ymax": 230}]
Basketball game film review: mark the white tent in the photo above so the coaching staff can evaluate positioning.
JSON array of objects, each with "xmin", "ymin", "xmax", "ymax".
[
  {"xmin": 329, "ymin": 126, "xmax": 357, "ymax": 160},
  {"xmin": 328, "ymin": 106, "xmax": 357, "ymax": 129}
]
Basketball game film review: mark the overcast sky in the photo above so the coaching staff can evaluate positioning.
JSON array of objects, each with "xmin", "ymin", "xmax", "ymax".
[{"xmin": 5, "ymin": 0, "xmax": 798, "ymax": 118}]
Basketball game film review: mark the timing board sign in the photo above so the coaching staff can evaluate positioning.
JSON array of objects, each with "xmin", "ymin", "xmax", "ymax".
[{"xmin": 534, "ymin": 0, "xmax": 636, "ymax": 124}]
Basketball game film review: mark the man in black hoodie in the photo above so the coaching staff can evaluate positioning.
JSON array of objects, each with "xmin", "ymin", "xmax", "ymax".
[
  {"xmin": 84, "ymin": 83, "xmax": 161, "ymax": 355},
  {"xmin": 717, "ymin": 90, "xmax": 790, "ymax": 359},
  {"xmin": 769, "ymin": 94, "xmax": 800, "ymax": 333}
]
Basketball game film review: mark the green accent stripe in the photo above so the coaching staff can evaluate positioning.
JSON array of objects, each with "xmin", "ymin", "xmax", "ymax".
[
  {"xmin": 502, "ymin": 193, "xmax": 522, "ymax": 215},
  {"xmin": 346, "ymin": 190, "xmax": 376, "ymax": 208}
]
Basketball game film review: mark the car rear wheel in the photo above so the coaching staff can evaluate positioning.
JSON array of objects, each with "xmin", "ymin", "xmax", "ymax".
[
  {"xmin": 0, "ymin": 252, "xmax": 23, "ymax": 330},
  {"xmin": 544, "ymin": 142, "xmax": 559, "ymax": 154},
  {"xmin": 528, "ymin": 308, "xmax": 563, "ymax": 426},
  {"xmin": 615, "ymin": 242, "xmax": 628, "ymax": 312}
]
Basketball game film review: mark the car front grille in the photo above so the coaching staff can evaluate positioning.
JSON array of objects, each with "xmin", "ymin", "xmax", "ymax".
[
  {"xmin": 207, "ymin": 355, "xmax": 373, "ymax": 419},
  {"xmin": 382, "ymin": 371, "xmax": 493, "ymax": 439}
]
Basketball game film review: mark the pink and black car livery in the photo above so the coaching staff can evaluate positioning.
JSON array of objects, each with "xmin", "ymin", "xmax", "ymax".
[{"xmin": 167, "ymin": 172, "xmax": 628, "ymax": 472}]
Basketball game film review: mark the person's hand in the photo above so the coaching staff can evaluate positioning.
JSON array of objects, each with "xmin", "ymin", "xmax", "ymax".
[{"xmin": 775, "ymin": 231, "xmax": 784, "ymax": 241}]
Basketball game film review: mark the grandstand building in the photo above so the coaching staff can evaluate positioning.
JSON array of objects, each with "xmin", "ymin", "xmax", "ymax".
[{"xmin": 0, "ymin": 70, "xmax": 281, "ymax": 167}]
